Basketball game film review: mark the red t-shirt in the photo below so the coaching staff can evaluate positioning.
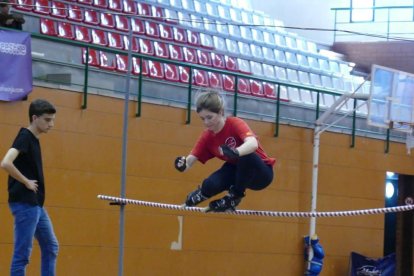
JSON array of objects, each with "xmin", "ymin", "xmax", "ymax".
[{"xmin": 191, "ymin": 117, "xmax": 276, "ymax": 166}]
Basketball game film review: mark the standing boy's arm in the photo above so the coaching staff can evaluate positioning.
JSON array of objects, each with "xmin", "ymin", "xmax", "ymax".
[{"xmin": 0, "ymin": 148, "xmax": 38, "ymax": 193}]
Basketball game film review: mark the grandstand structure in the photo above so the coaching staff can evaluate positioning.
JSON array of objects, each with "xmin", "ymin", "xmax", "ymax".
[
  {"xmin": 7, "ymin": 0, "xmax": 395, "ymax": 142},
  {"xmin": 2, "ymin": 1, "xmax": 414, "ymax": 275}
]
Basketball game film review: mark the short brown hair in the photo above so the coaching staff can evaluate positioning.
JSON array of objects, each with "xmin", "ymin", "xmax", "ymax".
[{"xmin": 29, "ymin": 99, "xmax": 56, "ymax": 122}]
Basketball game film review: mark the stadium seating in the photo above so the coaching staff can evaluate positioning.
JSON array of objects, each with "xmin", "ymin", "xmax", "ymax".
[{"xmin": 28, "ymin": 0, "xmax": 366, "ymax": 108}]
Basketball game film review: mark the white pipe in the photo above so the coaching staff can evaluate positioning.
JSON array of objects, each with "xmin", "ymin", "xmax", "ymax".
[{"xmin": 310, "ymin": 125, "xmax": 321, "ymax": 237}]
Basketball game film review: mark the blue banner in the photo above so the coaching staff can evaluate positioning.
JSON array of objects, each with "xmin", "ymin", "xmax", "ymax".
[
  {"xmin": 349, "ymin": 252, "xmax": 395, "ymax": 276},
  {"xmin": 0, "ymin": 30, "xmax": 32, "ymax": 101}
]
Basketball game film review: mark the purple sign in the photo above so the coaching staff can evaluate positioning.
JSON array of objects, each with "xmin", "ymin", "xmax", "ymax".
[{"xmin": 0, "ymin": 30, "xmax": 32, "ymax": 101}]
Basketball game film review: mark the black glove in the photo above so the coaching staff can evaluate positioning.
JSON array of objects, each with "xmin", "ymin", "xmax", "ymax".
[
  {"xmin": 220, "ymin": 145, "xmax": 239, "ymax": 159},
  {"xmin": 174, "ymin": 156, "xmax": 186, "ymax": 172}
]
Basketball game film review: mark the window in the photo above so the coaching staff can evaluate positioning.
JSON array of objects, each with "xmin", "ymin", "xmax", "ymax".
[{"xmin": 351, "ymin": 0, "xmax": 375, "ymax": 22}]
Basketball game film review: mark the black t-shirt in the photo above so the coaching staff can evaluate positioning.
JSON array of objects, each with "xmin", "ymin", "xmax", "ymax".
[
  {"xmin": 0, "ymin": 13, "xmax": 23, "ymax": 30},
  {"xmin": 8, "ymin": 128, "xmax": 45, "ymax": 206}
]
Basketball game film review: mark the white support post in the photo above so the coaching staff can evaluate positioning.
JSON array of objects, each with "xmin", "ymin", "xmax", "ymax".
[
  {"xmin": 309, "ymin": 125, "xmax": 321, "ymax": 237},
  {"xmin": 306, "ymin": 91, "xmax": 369, "ymax": 272}
]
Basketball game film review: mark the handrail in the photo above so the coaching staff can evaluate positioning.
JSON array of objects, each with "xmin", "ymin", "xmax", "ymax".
[
  {"xmin": 331, "ymin": 5, "xmax": 414, "ymax": 11},
  {"xmin": 331, "ymin": 5, "xmax": 414, "ymax": 42},
  {"xmin": 25, "ymin": 30, "xmax": 345, "ymax": 96}
]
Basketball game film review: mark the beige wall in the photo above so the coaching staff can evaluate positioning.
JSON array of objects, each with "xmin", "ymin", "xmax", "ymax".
[{"xmin": 0, "ymin": 86, "xmax": 413, "ymax": 275}]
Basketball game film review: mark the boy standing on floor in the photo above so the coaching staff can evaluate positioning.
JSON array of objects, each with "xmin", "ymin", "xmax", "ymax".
[{"xmin": 1, "ymin": 99, "xmax": 59, "ymax": 276}]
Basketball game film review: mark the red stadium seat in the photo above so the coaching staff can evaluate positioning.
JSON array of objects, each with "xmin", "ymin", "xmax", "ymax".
[
  {"xmin": 223, "ymin": 75, "xmax": 235, "ymax": 92},
  {"xmin": 93, "ymin": 0, "xmax": 107, "ymax": 8},
  {"xmin": 116, "ymin": 54, "xmax": 129, "ymax": 73},
  {"xmin": 169, "ymin": 45, "xmax": 183, "ymax": 61},
  {"xmin": 208, "ymin": 72, "xmax": 223, "ymax": 89},
  {"xmin": 50, "ymin": 1, "xmax": 67, "ymax": 18},
  {"xmin": 154, "ymin": 41, "xmax": 169, "ymax": 58},
  {"xmin": 173, "ymin": 27, "xmax": 187, "ymax": 43},
  {"xmin": 197, "ymin": 50, "xmax": 211, "ymax": 66},
  {"xmin": 211, "ymin": 53, "xmax": 225, "ymax": 69},
  {"xmin": 131, "ymin": 18, "xmax": 145, "ymax": 34},
  {"xmin": 115, "ymin": 15, "xmax": 129, "ymax": 32},
  {"xmin": 108, "ymin": 32, "xmax": 123, "ymax": 49},
  {"xmin": 121, "ymin": 0, "xmax": 135, "ymax": 14},
  {"xmin": 263, "ymin": 83, "xmax": 290, "ymax": 101},
  {"xmin": 148, "ymin": 61, "xmax": 164, "ymax": 79},
  {"xmin": 179, "ymin": 66, "xmax": 190, "ymax": 83},
  {"xmin": 75, "ymin": 25, "xmax": 91, "ymax": 43},
  {"xmin": 78, "ymin": 0, "xmax": 92, "ymax": 5},
  {"xmin": 15, "ymin": 0, "xmax": 33, "ymax": 11},
  {"xmin": 109, "ymin": 0, "xmax": 122, "ymax": 11},
  {"xmin": 263, "ymin": 82, "xmax": 276, "ymax": 99},
  {"xmin": 137, "ymin": 2, "xmax": 151, "ymax": 16},
  {"xmin": 132, "ymin": 58, "xmax": 149, "ymax": 76},
  {"xmin": 250, "ymin": 80, "xmax": 264, "ymax": 97},
  {"xmin": 225, "ymin": 56, "xmax": 238, "ymax": 71},
  {"xmin": 68, "ymin": 5, "xmax": 83, "ymax": 22},
  {"xmin": 100, "ymin": 13, "xmax": 115, "ymax": 28},
  {"xmin": 159, "ymin": 24, "xmax": 173, "ymax": 40},
  {"xmin": 99, "ymin": 52, "xmax": 116, "ymax": 70},
  {"xmin": 152, "ymin": 6, "xmax": 164, "ymax": 20},
  {"xmin": 238, "ymin": 78, "xmax": 250, "ymax": 95},
  {"xmin": 183, "ymin": 47, "xmax": 197, "ymax": 64},
  {"xmin": 57, "ymin": 22, "xmax": 74, "ymax": 39},
  {"xmin": 139, "ymin": 39, "xmax": 154, "ymax": 55},
  {"xmin": 164, "ymin": 64, "xmax": 179, "ymax": 82},
  {"xmin": 145, "ymin": 21, "xmax": 159, "ymax": 38},
  {"xmin": 34, "ymin": 0, "xmax": 50, "ymax": 14},
  {"xmin": 91, "ymin": 29, "xmax": 108, "ymax": 46},
  {"xmin": 222, "ymin": 75, "xmax": 250, "ymax": 94},
  {"xmin": 123, "ymin": 36, "xmax": 139, "ymax": 52},
  {"xmin": 187, "ymin": 30, "xmax": 200, "ymax": 46},
  {"xmin": 84, "ymin": 9, "xmax": 99, "ymax": 25},
  {"xmin": 193, "ymin": 69, "xmax": 208, "ymax": 87},
  {"xmin": 82, "ymin": 48, "xmax": 99, "ymax": 67},
  {"xmin": 40, "ymin": 18, "xmax": 57, "ymax": 36}
]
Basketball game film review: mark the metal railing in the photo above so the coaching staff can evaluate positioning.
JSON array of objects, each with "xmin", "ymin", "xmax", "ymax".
[{"xmin": 331, "ymin": 5, "xmax": 414, "ymax": 42}]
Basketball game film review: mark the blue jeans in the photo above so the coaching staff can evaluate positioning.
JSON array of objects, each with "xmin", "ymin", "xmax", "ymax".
[
  {"xmin": 9, "ymin": 203, "xmax": 59, "ymax": 276},
  {"xmin": 201, "ymin": 153, "xmax": 274, "ymax": 197}
]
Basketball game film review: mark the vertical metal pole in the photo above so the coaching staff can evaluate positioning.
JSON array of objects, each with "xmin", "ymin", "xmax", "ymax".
[
  {"xmin": 309, "ymin": 126, "xmax": 320, "ymax": 238},
  {"xmin": 233, "ymin": 75, "xmax": 238, "ymax": 117},
  {"xmin": 136, "ymin": 57, "xmax": 143, "ymax": 117},
  {"xmin": 351, "ymin": 99, "xmax": 357, "ymax": 148},
  {"xmin": 186, "ymin": 67, "xmax": 193, "ymax": 124},
  {"xmin": 307, "ymin": 125, "xmax": 320, "ymax": 272},
  {"xmin": 315, "ymin": 91, "xmax": 320, "ymax": 120},
  {"xmin": 385, "ymin": 128, "xmax": 390, "ymax": 153},
  {"xmin": 118, "ymin": 16, "xmax": 134, "ymax": 276},
  {"xmin": 82, "ymin": 47, "xmax": 89, "ymax": 109},
  {"xmin": 274, "ymin": 84, "xmax": 281, "ymax": 137}
]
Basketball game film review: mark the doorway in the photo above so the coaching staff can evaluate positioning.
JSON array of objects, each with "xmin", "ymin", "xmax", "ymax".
[{"xmin": 385, "ymin": 172, "xmax": 414, "ymax": 276}]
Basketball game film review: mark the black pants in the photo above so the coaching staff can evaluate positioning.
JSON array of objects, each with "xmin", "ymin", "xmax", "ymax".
[{"xmin": 201, "ymin": 153, "xmax": 274, "ymax": 197}]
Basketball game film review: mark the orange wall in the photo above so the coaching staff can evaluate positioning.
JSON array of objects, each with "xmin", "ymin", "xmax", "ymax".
[{"xmin": 1, "ymin": 87, "xmax": 413, "ymax": 275}]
